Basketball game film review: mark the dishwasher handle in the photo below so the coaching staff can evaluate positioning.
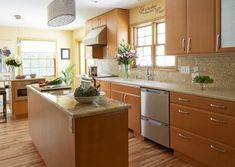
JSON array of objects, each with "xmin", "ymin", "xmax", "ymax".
[
  {"xmin": 141, "ymin": 88, "xmax": 169, "ymax": 95},
  {"xmin": 141, "ymin": 116, "xmax": 168, "ymax": 127}
]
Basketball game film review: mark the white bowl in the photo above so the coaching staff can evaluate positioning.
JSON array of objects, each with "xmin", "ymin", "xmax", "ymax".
[
  {"xmin": 74, "ymin": 92, "xmax": 105, "ymax": 103},
  {"xmin": 94, "ymin": 95, "xmax": 107, "ymax": 105},
  {"xmin": 74, "ymin": 96, "xmax": 98, "ymax": 103}
]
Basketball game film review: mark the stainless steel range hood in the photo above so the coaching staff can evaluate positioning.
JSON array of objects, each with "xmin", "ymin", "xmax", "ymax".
[{"xmin": 83, "ymin": 26, "xmax": 107, "ymax": 46}]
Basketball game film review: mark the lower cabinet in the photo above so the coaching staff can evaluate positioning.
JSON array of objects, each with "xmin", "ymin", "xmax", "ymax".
[
  {"xmin": 171, "ymin": 127, "xmax": 235, "ymax": 167},
  {"xmin": 111, "ymin": 83, "xmax": 141, "ymax": 136},
  {"xmin": 96, "ymin": 80, "xmax": 111, "ymax": 98},
  {"xmin": 170, "ymin": 91, "xmax": 235, "ymax": 167},
  {"xmin": 125, "ymin": 93, "xmax": 140, "ymax": 135}
]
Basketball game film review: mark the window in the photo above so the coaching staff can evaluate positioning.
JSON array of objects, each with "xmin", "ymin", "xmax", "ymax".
[
  {"xmin": 79, "ymin": 42, "xmax": 86, "ymax": 75},
  {"xmin": 134, "ymin": 22, "xmax": 176, "ymax": 69},
  {"xmin": 21, "ymin": 40, "xmax": 56, "ymax": 76},
  {"xmin": 155, "ymin": 22, "xmax": 175, "ymax": 68},
  {"xmin": 135, "ymin": 25, "xmax": 152, "ymax": 66}
]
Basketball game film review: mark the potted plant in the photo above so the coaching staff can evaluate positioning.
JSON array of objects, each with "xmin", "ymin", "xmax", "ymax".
[
  {"xmin": 192, "ymin": 75, "xmax": 214, "ymax": 90},
  {"xmin": 116, "ymin": 41, "xmax": 137, "ymax": 79},
  {"xmin": 61, "ymin": 64, "xmax": 75, "ymax": 86}
]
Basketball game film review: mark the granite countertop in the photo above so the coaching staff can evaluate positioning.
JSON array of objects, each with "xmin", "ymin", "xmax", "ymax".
[
  {"xmin": 27, "ymin": 85, "xmax": 130, "ymax": 118},
  {"xmin": 96, "ymin": 77, "xmax": 235, "ymax": 102}
]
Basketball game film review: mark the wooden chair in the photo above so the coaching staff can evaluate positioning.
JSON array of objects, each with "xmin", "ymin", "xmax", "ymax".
[{"xmin": 0, "ymin": 88, "xmax": 7, "ymax": 123}]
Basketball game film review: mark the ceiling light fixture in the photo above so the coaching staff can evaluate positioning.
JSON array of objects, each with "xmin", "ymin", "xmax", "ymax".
[
  {"xmin": 47, "ymin": 0, "xmax": 76, "ymax": 27},
  {"xmin": 14, "ymin": 15, "xmax": 22, "ymax": 47}
]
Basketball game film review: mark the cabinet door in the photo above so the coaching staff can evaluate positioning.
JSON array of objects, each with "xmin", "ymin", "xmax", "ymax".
[
  {"xmin": 216, "ymin": 0, "xmax": 235, "ymax": 52},
  {"xmin": 86, "ymin": 20, "xmax": 92, "ymax": 34},
  {"xmin": 111, "ymin": 90, "xmax": 123, "ymax": 102},
  {"xmin": 166, "ymin": 0, "xmax": 187, "ymax": 55},
  {"xmin": 107, "ymin": 10, "xmax": 117, "ymax": 58},
  {"xmin": 97, "ymin": 14, "xmax": 107, "ymax": 27},
  {"xmin": 124, "ymin": 94, "xmax": 141, "ymax": 136},
  {"xmin": 187, "ymin": 0, "xmax": 215, "ymax": 54},
  {"xmin": 96, "ymin": 80, "xmax": 111, "ymax": 98}
]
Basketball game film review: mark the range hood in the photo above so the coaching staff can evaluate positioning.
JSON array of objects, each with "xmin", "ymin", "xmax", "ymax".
[{"xmin": 83, "ymin": 26, "xmax": 107, "ymax": 46}]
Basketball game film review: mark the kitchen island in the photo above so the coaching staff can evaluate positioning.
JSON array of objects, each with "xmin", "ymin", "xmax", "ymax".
[{"xmin": 27, "ymin": 85, "xmax": 130, "ymax": 167}]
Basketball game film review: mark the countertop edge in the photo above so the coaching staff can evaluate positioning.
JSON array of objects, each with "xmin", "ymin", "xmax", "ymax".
[
  {"xmin": 27, "ymin": 85, "xmax": 130, "ymax": 118},
  {"xmin": 96, "ymin": 77, "xmax": 235, "ymax": 102}
]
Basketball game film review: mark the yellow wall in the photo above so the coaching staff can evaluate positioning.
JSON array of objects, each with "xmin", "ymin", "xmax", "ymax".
[
  {"xmin": 72, "ymin": 27, "xmax": 86, "ymax": 87},
  {"xmin": 0, "ymin": 26, "xmax": 73, "ymax": 76},
  {"xmin": 129, "ymin": 0, "xmax": 165, "ymax": 25}
]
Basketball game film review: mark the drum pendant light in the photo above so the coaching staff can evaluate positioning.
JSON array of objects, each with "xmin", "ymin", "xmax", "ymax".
[{"xmin": 47, "ymin": 0, "xmax": 76, "ymax": 27}]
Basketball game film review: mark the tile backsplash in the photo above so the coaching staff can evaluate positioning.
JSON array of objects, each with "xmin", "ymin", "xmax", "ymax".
[{"xmin": 88, "ymin": 54, "xmax": 235, "ymax": 89}]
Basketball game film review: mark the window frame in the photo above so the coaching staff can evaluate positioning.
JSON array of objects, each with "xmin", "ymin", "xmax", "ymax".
[
  {"xmin": 134, "ymin": 23, "xmax": 154, "ymax": 67},
  {"xmin": 19, "ymin": 39, "xmax": 57, "ymax": 77},
  {"xmin": 133, "ymin": 20, "xmax": 177, "ymax": 70}
]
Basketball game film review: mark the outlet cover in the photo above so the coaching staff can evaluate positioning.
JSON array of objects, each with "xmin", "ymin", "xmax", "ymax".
[{"xmin": 180, "ymin": 66, "xmax": 190, "ymax": 74}]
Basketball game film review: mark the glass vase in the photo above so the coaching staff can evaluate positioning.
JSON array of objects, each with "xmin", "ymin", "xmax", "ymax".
[
  {"xmin": 123, "ymin": 64, "xmax": 130, "ymax": 79},
  {"xmin": 10, "ymin": 67, "xmax": 15, "ymax": 79}
]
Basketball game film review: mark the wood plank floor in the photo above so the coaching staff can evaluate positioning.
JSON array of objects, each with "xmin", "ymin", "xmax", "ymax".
[{"xmin": 0, "ymin": 117, "xmax": 193, "ymax": 167}]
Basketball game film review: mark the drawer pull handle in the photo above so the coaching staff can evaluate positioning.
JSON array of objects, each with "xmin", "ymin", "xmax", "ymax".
[
  {"xmin": 178, "ymin": 110, "xmax": 190, "ymax": 114},
  {"xmin": 178, "ymin": 133, "xmax": 191, "ymax": 139},
  {"xmin": 210, "ymin": 104, "xmax": 227, "ymax": 109},
  {"xmin": 210, "ymin": 117, "xmax": 226, "ymax": 124},
  {"xmin": 210, "ymin": 145, "xmax": 226, "ymax": 153},
  {"xmin": 178, "ymin": 98, "xmax": 190, "ymax": 102}
]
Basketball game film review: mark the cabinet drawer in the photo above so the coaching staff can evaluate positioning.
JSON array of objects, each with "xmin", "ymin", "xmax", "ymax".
[
  {"xmin": 170, "ymin": 91, "xmax": 235, "ymax": 117},
  {"xmin": 171, "ymin": 103, "xmax": 235, "ymax": 147},
  {"xmin": 171, "ymin": 127, "xmax": 235, "ymax": 167},
  {"xmin": 111, "ymin": 83, "xmax": 140, "ymax": 96}
]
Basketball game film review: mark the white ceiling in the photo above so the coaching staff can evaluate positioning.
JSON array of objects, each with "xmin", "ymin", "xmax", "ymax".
[{"xmin": 0, "ymin": 0, "xmax": 153, "ymax": 30}]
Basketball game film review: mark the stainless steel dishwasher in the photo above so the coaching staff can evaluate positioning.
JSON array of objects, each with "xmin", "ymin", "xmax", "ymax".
[{"xmin": 141, "ymin": 88, "xmax": 170, "ymax": 148}]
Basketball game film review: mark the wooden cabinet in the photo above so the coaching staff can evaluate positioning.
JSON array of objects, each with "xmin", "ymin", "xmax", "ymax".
[
  {"xmin": 166, "ymin": 0, "xmax": 215, "ymax": 55},
  {"xmin": 92, "ymin": 14, "xmax": 107, "ymax": 28},
  {"xmin": 170, "ymin": 91, "xmax": 235, "ymax": 167},
  {"xmin": 85, "ymin": 9, "xmax": 129, "ymax": 59},
  {"xmin": 171, "ymin": 103, "xmax": 235, "ymax": 147},
  {"xmin": 96, "ymin": 80, "xmax": 111, "ymax": 98},
  {"xmin": 86, "ymin": 14, "xmax": 107, "ymax": 34},
  {"xmin": 171, "ymin": 127, "xmax": 235, "ymax": 167},
  {"xmin": 85, "ymin": 19, "xmax": 92, "ymax": 34},
  {"xmin": 106, "ymin": 9, "xmax": 129, "ymax": 58},
  {"xmin": 166, "ymin": 0, "xmax": 187, "ymax": 55},
  {"xmin": 10, "ymin": 78, "xmax": 45, "ymax": 118},
  {"xmin": 216, "ymin": 0, "xmax": 235, "ymax": 52},
  {"xmin": 28, "ymin": 87, "xmax": 128, "ymax": 167},
  {"xmin": 111, "ymin": 83, "xmax": 141, "ymax": 136},
  {"xmin": 86, "ymin": 46, "xmax": 103, "ymax": 59}
]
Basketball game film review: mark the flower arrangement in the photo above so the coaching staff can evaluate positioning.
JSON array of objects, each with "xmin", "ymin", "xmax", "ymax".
[
  {"xmin": 3, "ymin": 55, "xmax": 22, "ymax": 67},
  {"xmin": 116, "ymin": 41, "xmax": 137, "ymax": 65}
]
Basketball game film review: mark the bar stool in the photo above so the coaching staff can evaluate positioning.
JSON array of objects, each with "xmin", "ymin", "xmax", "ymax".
[{"xmin": 0, "ymin": 88, "xmax": 7, "ymax": 123}]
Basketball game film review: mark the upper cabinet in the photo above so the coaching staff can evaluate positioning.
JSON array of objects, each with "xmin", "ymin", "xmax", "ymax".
[
  {"xmin": 106, "ymin": 9, "xmax": 129, "ymax": 59},
  {"xmin": 216, "ymin": 0, "xmax": 235, "ymax": 52},
  {"xmin": 85, "ymin": 9, "xmax": 129, "ymax": 59},
  {"xmin": 166, "ymin": 0, "xmax": 215, "ymax": 55},
  {"xmin": 85, "ymin": 14, "xmax": 107, "ymax": 34}
]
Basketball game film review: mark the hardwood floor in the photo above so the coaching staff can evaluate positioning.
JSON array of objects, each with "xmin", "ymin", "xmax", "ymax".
[{"xmin": 0, "ymin": 117, "xmax": 193, "ymax": 167}]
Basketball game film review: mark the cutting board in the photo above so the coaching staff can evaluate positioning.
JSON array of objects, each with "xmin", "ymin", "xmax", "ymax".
[{"xmin": 31, "ymin": 84, "xmax": 71, "ymax": 92}]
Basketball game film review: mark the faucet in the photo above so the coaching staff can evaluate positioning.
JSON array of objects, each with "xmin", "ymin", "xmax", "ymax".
[
  {"xmin": 136, "ymin": 58, "xmax": 152, "ymax": 80},
  {"xmin": 146, "ymin": 66, "xmax": 152, "ymax": 80}
]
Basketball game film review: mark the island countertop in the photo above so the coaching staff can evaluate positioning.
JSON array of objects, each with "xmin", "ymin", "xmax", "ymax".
[{"xmin": 27, "ymin": 85, "xmax": 130, "ymax": 118}]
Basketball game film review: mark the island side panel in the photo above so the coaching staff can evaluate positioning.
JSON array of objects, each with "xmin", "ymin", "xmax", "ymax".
[
  {"xmin": 75, "ymin": 110, "xmax": 128, "ymax": 167},
  {"xmin": 28, "ymin": 88, "xmax": 76, "ymax": 167}
]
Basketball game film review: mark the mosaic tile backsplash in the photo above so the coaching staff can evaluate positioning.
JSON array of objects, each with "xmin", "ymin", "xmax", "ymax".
[{"xmin": 88, "ymin": 54, "xmax": 235, "ymax": 89}]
